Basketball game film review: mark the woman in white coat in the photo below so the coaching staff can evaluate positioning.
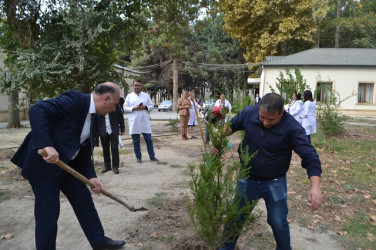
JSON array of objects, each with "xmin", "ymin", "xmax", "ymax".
[
  {"xmin": 288, "ymin": 92, "xmax": 303, "ymax": 124},
  {"xmin": 187, "ymin": 92, "xmax": 201, "ymax": 139},
  {"xmin": 300, "ymin": 90, "xmax": 317, "ymax": 143}
]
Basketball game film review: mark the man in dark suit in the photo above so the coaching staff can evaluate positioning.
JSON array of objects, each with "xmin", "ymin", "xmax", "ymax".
[
  {"xmin": 11, "ymin": 82, "xmax": 126, "ymax": 250},
  {"xmin": 98, "ymin": 104, "xmax": 125, "ymax": 174}
]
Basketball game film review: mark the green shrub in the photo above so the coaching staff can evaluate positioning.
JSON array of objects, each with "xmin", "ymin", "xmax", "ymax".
[
  {"xmin": 186, "ymin": 123, "xmax": 256, "ymax": 249},
  {"xmin": 315, "ymin": 88, "xmax": 349, "ymax": 140}
]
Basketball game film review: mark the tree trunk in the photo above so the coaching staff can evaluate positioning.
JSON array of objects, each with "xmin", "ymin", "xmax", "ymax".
[
  {"xmin": 172, "ymin": 59, "xmax": 178, "ymax": 111},
  {"xmin": 7, "ymin": 90, "xmax": 21, "ymax": 128},
  {"xmin": 312, "ymin": 5, "xmax": 320, "ymax": 48},
  {"xmin": 335, "ymin": 0, "xmax": 341, "ymax": 48},
  {"xmin": 281, "ymin": 40, "xmax": 288, "ymax": 56}
]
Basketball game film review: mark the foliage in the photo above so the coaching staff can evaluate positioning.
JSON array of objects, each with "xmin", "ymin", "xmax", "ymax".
[
  {"xmin": 130, "ymin": 13, "xmax": 249, "ymax": 101},
  {"xmin": 231, "ymin": 84, "xmax": 252, "ymax": 115},
  {"xmin": 317, "ymin": 0, "xmax": 376, "ymax": 48},
  {"xmin": 270, "ymin": 67, "xmax": 310, "ymax": 104},
  {"xmin": 315, "ymin": 86, "xmax": 350, "ymax": 140},
  {"xmin": 166, "ymin": 118, "xmax": 180, "ymax": 132},
  {"xmin": 128, "ymin": 0, "xmax": 214, "ymax": 103},
  {"xmin": 220, "ymin": 0, "xmax": 376, "ymax": 65},
  {"xmin": 187, "ymin": 123, "xmax": 256, "ymax": 249},
  {"xmin": 220, "ymin": 0, "xmax": 315, "ymax": 63},
  {"xmin": 0, "ymin": 0, "xmax": 149, "ymax": 98},
  {"xmin": 191, "ymin": 14, "xmax": 249, "ymax": 100}
]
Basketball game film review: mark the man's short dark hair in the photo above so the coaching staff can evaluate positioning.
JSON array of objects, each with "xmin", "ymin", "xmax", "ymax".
[
  {"xmin": 94, "ymin": 83, "xmax": 116, "ymax": 97},
  {"xmin": 133, "ymin": 79, "xmax": 143, "ymax": 84},
  {"xmin": 259, "ymin": 93, "xmax": 284, "ymax": 114}
]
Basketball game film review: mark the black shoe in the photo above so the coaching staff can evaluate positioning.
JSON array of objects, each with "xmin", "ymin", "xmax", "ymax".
[
  {"xmin": 93, "ymin": 236, "xmax": 126, "ymax": 250},
  {"xmin": 101, "ymin": 167, "xmax": 111, "ymax": 173},
  {"xmin": 150, "ymin": 157, "xmax": 159, "ymax": 162},
  {"xmin": 113, "ymin": 167, "xmax": 119, "ymax": 174},
  {"xmin": 137, "ymin": 158, "xmax": 142, "ymax": 164}
]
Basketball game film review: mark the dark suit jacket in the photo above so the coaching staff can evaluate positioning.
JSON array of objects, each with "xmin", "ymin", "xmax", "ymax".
[
  {"xmin": 97, "ymin": 105, "xmax": 125, "ymax": 137},
  {"xmin": 11, "ymin": 90, "xmax": 98, "ymax": 186}
]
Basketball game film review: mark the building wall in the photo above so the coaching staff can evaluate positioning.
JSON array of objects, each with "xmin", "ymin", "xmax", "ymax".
[{"xmin": 260, "ymin": 66, "xmax": 376, "ymax": 116}]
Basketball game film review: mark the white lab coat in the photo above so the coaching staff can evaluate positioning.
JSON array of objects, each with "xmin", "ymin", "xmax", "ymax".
[
  {"xmin": 124, "ymin": 91, "xmax": 154, "ymax": 135},
  {"xmin": 301, "ymin": 100, "xmax": 317, "ymax": 135},
  {"xmin": 214, "ymin": 99, "xmax": 232, "ymax": 112},
  {"xmin": 188, "ymin": 99, "xmax": 201, "ymax": 126},
  {"xmin": 288, "ymin": 100, "xmax": 303, "ymax": 124}
]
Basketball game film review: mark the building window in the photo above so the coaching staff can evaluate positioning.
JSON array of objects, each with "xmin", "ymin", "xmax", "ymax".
[
  {"xmin": 316, "ymin": 82, "xmax": 332, "ymax": 103},
  {"xmin": 358, "ymin": 83, "xmax": 374, "ymax": 104}
]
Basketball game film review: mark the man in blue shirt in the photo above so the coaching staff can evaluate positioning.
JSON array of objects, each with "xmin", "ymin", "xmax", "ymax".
[{"xmin": 216, "ymin": 93, "xmax": 322, "ymax": 250}]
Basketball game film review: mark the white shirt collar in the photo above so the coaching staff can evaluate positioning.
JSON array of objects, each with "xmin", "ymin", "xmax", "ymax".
[{"xmin": 90, "ymin": 94, "xmax": 96, "ymax": 114}]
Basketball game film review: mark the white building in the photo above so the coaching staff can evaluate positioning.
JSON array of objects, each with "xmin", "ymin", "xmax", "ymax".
[{"xmin": 258, "ymin": 48, "xmax": 376, "ymax": 116}]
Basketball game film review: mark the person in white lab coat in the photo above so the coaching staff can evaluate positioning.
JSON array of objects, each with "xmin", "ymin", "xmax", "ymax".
[
  {"xmin": 287, "ymin": 92, "xmax": 303, "ymax": 124},
  {"xmin": 214, "ymin": 93, "xmax": 232, "ymax": 112},
  {"xmin": 187, "ymin": 92, "xmax": 201, "ymax": 139},
  {"xmin": 124, "ymin": 79, "xmax": 159, "ymax": 163},
  {"xmin": 300, "ymin": 90, "xmax": 317, "ymax": 144}
]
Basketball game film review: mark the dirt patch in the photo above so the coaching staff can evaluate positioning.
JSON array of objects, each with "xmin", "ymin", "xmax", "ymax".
[{"xmin": 0, "ymin": 149, "xmax": 16, "ymax": 160}]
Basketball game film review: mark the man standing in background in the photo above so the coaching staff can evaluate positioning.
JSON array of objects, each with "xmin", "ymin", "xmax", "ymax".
[
  {"xmin": 124, "ymin": 79, "xmax": 159, "ymax": 164},
  {"xmin": 98, "ymin": 104, "xmax": 125, "ymax": 174}
]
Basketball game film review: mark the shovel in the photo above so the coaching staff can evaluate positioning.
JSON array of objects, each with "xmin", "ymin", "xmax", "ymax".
[{"xmin": 37, "ymin": 149, "xmax": 148, "ymax": 212}]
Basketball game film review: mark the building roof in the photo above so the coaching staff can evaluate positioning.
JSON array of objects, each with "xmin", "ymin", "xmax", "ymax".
[{"xmin": 262, "ymin": 48, "xmax": 376, "ymax": 67}]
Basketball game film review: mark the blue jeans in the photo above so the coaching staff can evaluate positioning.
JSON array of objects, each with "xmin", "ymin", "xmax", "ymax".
[
  {"xmin": 220, "ymin": 176, "xmax": 291, "ymax": 250},
  {"xmin": 131, "ymin": 133, "xmax": 155, "ymax": 159}
]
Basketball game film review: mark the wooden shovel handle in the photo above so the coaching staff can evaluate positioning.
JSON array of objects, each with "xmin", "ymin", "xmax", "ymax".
[
  {"xmin": 37, "ymin": 149, "xmax": 140, "ymax": 212},
  {"xmin": 192, "ymin": 100, "xmax": 207, "ymax": 152}
]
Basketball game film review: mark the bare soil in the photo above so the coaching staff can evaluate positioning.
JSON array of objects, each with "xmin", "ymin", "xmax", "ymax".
[{"xmin": 0, "ymin": 121, "xmax": 343, "ymax": 250}]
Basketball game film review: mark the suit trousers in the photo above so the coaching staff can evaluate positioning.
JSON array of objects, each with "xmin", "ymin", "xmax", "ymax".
[
  {"xmin": 100, "ymin": 132, "xmax": 119, "ymax": 169},
  {"xmin": 180, "ymin": 114, "xmax": 190, "ymax": 136},
  {"xmin": 31, "ymin": 170, "xmax": 105, "ymax": 250}
]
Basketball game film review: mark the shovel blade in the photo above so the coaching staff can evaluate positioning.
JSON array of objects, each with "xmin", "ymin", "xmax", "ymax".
[{"xmin": 131, "ymin": 207, "xmax": 148, "ymax": 212}]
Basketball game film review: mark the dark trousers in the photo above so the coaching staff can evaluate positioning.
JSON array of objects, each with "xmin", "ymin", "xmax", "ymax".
[
  {"xmin": 31, "ymin": 171, "xmax": 105, "ymax": 250},
  {"xmin": 100, "ymin": 132, "xmax": 119, "ymax": 169}
]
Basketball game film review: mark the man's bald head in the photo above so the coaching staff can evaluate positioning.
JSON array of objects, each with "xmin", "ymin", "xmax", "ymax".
[
  {"xmin": 93, "ymin": 82, "xmax": 121, "ymax": 115},
  {"xmin": 93, "ymin": 82, "xmax": 120, "ymax": 98}
]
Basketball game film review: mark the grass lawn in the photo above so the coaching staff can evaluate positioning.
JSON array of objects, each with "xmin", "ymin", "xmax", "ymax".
[{"xmin": 288, "ymin": 120, "xmax": 376, "ymax": 249}]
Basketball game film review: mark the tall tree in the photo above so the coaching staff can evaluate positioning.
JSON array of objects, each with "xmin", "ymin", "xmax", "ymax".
[
  {"xmin": 0, "ymin": 0, "xmax": 149, "ymax": 127},
  {"xmin": 192, "ymin": 14, "xmax": 249, "ymax": 100},
  {"xmin": 318, "ymin": 0, "xmax": 376, "ymax": 48},
  {"xmin": 131, "ymin": 0, "xmax": 211, "ymax": 110},
  {"xmin": 220, "ymin": 0, "xmax": 316, "ymax": 64},
  {"xmin": 0, "ymin": 0, "xmax": 41, "ymax": 128},
  {"xmin": 312, "ymin": 0, "xmax": 331, "ymax": 47}
]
